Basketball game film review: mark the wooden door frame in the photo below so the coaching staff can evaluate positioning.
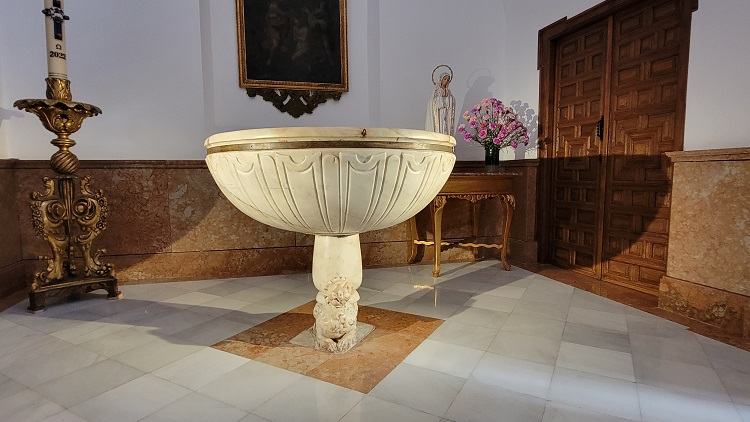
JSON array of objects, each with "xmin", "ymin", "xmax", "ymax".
[{"xmin": 535, "ymin": 0, "xmax": 698, "ymax": 264}]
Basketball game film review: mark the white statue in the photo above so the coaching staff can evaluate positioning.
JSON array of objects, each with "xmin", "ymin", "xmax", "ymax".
[{"xmin": 426, "ymin": 65, "xmax": 456, "ymax": 135}]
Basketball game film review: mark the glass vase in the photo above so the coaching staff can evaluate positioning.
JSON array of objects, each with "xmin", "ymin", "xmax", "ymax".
[{"xmin": 484, "ymin": 145, "xmax": 500, "ymax": 165}]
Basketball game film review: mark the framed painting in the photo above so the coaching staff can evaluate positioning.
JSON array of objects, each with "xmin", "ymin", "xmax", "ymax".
[{"xmin": 236, "ymin": 0, "xmax": 348, "ymax": 102}]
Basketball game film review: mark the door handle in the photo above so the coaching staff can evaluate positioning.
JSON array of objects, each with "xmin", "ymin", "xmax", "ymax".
[{"xmin": 596, "ymin": 115, "xmax": 605, "ymax": 140}]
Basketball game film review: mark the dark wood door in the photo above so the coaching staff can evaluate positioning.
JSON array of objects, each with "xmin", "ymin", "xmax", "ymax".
[
  {"xmin": 550, "ymin": 21, "xmax": 609, "ymax": 278},
  {"xmin": 545, "ymin": 0, "xmax": 694, "ymax": 294}
]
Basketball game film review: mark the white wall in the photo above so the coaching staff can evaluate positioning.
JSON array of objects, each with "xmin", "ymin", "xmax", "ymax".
[{"xmin": 0, "ymin": 0, "xmax": 747, "ymax": 161}]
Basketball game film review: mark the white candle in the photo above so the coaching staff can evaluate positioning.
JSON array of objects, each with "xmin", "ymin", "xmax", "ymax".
[{"xmin": 44, "ymin": 0, "xmax": 68, "ymax": 79}]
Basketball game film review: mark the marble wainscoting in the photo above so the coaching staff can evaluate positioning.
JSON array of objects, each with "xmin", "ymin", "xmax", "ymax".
[
  {"xmin": 3, "ymin": 159, "xmax": 539, "ymax": 297},
  {"xmin": 0, "ymin": 160, "xmax": 26, "ymax": 297},
  {"xmin": 659, "ymin": 148, "xmax": 750, "ymax": 339}
]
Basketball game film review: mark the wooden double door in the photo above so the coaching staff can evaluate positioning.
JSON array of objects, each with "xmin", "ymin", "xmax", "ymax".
[{"xmin": 538, "ymin": 0, "xmax": 697, "ymax": 294}]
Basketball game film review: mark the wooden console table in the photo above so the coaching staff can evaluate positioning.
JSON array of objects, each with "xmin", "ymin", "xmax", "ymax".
[{"xmin": 407, "ymin": 170, "xmax": 516, "ymax": 277}]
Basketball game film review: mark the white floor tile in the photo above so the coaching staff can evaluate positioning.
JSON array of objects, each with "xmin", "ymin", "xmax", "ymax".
[
  {"xmin": 547, "ymin": 367, "xmax": 641, "ymax": 421},
  {"xmin": 152, "ymin": 348, "xmax": 248, "ymax": 390},
  {"xmin": 141, "ymin": 391, "xmax": 248, "ymax": 422},
  {"xmin": 717, "ymin": 368, "xmax": 750, "ymax": 406},
  {"xmin": 542, "ymin": 401, "xmax": 638, "ymax": 422},
  {"xmin": 444, "ymin": 377, "xmax": 546, "ymax": 422},
  {"xmin": 34, "ymin": 359, "xmax": 144, "ymax": 408},
  {"xmin": 171, "ymin": 317, "xmax": 251, "ymax": 346},
  {"xmin": 633, "ymin": 353, "xmax": 731, "ymax": 402},
  {"xmin": 225, "ymin": 286, "xmax": 290, "ymax": 303},
  {"xmin": 512, "ymin": 299, "xmax": 570, "ymax": 321},
  {"xmin": 404, "ymin": 339, "xmax": 484, "ymax": 378},
  {"xmin": 630, "ymin": 331, "xmax": 711, "ymax": 367},
  {"xmin": 521, "ymin": 287, "xmax": 573, "ymax": 306},
  {"xmin": 340, "ymin": 396, "xmax": 441, "ymax": 422},
  {"xmin": 570, "ymin": 290, "xmax": 626, "ymax": 314},
  {"xmin": 501, "ymin": 313, "xmax": 566, "ymax": 340},
  {"xmin": 557, "ymin": 342, "xmax": 635, "ymax": 382},
  {"xmin": 470, "ymin": 352, "xmax": 554, "ymax": 399},
  {"xmin": 638, "ymin": 383, "xmax": 742, "ymax": 422},
  {"xmin": 111, "ymin": 336, "xmax": 204, "ymax": 373},
  {"xmin": 463, "ymin": 294, "xmax": 518, "ymax": 313},
  {"xmin": 369, "ymin": 363, "xmax": 465, "ymax": 417},
  {"xmin": 198, "ymin": 360, "xmax": 302, "ymax": 412},
  {"xmin": 144, "ymin": 309, "xmax": 216, "ymax": 336},
  {"xmin": 253, "ymin": 376, "xmax": 364, "ymax": 422},
  {"xmin": 562, "ymin": 322, "xmax": 631, "ymax": 353},
  {"xmin": 567, "ymin": 307, "xmax": 628, "ymax": 334},
  {"xmin": 68, "ymin": 374, "xmax": 190, "ymax": 422},
  {"xmin": 402, "ymin": 301, "xmax": 460, "ymax": 319},
  {"xmin": 0, "ymin": 374, "xmax": 28, "ymax": 400},
  {"xmin": 40, "ymin": 410, "xmax": 90, "ymax": 422},
  {"xmin": 738, "ymin": 404, "xmax": 750, "ymax": 422},
  {"xmin": 448, "ymin": 306, "xmax": 509, "ymax": 329},
  {"xmin": 78, "ymin": 326, "xmax": 158, "ymax": 357},
  {"xmin": 199, "ymin": 281, "xmax": 254, "ymax": 297},
  {"xmin": 701, "ymin": 341, "xmax": 750, "ymax": 374},
  {"xmin": 0, "ymin": 388, "xmax": 65, "ymax": 422},
  {"xmin": 162, "ymin": 291, "xmax": 222, "ymax": 309},
  {"xmin": 3, "ymin": 344, "xmax": 106, "ymax": 387},
  {"xmin": 428, "ymin": 320, "xmax": 499, "ymax": 351},
  {"xmin": 191, "ymin": 297, "xmax": 251, "ymax": 317},
  {"xmin": 50, "ymin": 319, "xmax": 131, "ymax": 345},
  {"xmin": 488, "ymin": 330, "xmax": 561, "ymax": 365}
]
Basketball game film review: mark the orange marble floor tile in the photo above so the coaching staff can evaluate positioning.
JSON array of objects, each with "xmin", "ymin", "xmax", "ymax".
[{"xmin": 212, "ymin": 301, "xmax": 443, "ymax": 393}]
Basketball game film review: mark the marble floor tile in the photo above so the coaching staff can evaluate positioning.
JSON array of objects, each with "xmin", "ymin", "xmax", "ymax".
[
  {"xmin": 448, "ymin": 306, "xmax": 510, "ymax": 329},
  {"xmin": 253, "ymin": 376, "xmax": 364, "ymax": 422},
  {"xmin": 637, "ymin": 383, "xmax": 742, "ymax": 422},
  {"xmin": 140, "ymin": 391, "xmax": 248, "ymax": 422},
  {"xmin": 152, "ymin": 348, "xmax": 248, "ymax": 390},
  {"xmin": 512, "ymin": 299, "xmax": 570, "ymax": 321},
  {"xmin": 716, "ymin": 368, "xmax": 750, "ymax": 406},
  {"xmin": 369, "ymin": 363, "xmax": 465, "ymax": 417},
  {"xmin": 501, "ymin": 312, "xmax": 566, "ymax": 340},
  {"xmin": 403, "ymin": 339, "xmax": 484, "ymax": 378},
  {"xmin": 444, "ymin": 377, "xmax": 546, "ymax": 422},
  {"xmin": 198, "ymin": 361, "xmax": 302, "ymax": 412},
  {"xmin": 34, "ymin": 359, "xmax": 144, "ymax": 408},
  {"xmin": 111, "ymin": 336, "xmax": 204, "ymax": 373},
  {"xmin": 562, "ymin": 322, "xmax": 632, "ymax": 354},
  {"xmin": 541, "ymin": 401, "xmax": 638, "ymax": 422},
  {"xmin": 68, "ymin": 374, "xmax": 190, "ymax": 422},
  {"xmin": 2, "ymin": 344, "xmax": 106, "ymax": 387},
  {"xmin": 633, "ymin": 353, "xmax": 731, "ymax": 402},
  {"xmin": 0, "ymin": 388, "xmax": 65, "ymax": 422},
  {"xmin": 341, "ymin": 395, "xmax": 441, "ymax": 422},
  {"xmin": 488, "ymin": 330, "xmax": 561, "ymax": 365},
  {"xmin": 556, "ymin": 341, "xmax": 635, "ymax": 382},
  {"xmin": 1, "ymin": 261, "xmax": 750, "ymax": 421},
  {"xmin": 547, "ymin": 367, "xmax": 641, "ymax": 421},
  {"xmin": 470, "ymin": 352, "xmax": 555, "ymax": 399},
  {"xmin": 428, "ymin": 320, "xmax": 499, "ymax": 351},
  {"xmin": 567, "ymin": 307, "xmax": 628, "ymax": 334}
]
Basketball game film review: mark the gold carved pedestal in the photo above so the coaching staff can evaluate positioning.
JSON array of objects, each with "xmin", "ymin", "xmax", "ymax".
[{"xmin": 14, "ymin": 78, "xmax": 121, "ymax": 313}]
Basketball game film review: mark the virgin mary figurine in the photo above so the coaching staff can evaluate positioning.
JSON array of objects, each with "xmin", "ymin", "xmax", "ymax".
[{"xmin": 426, "ymin": 65, "xmax": 456, "ymax": 135}]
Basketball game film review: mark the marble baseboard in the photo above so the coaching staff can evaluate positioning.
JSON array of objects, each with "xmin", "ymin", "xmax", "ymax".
[{"xmin": 659, "ymin": 275, "xmax": 750, "ymax": 338}]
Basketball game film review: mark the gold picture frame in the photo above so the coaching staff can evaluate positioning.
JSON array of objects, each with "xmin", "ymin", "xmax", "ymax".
[{"xmin": 236, "ymin": 0, "xmax": 348, "ymax": 116}]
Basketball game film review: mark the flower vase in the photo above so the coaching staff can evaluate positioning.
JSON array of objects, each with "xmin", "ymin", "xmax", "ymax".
[{"xmin": 484, "ymin": 146, "xmax": 500, "ymax": 165}]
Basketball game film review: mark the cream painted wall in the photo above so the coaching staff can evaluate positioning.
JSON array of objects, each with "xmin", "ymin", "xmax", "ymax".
[{"xmin": 0, "ymin": 1, "xmax": 747, "ymax": 161}]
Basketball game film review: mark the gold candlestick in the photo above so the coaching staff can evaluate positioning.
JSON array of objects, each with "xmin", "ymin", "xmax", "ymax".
[{"xmin": 13, "ymin": 77, "xmax": 121, "ymax": 312}]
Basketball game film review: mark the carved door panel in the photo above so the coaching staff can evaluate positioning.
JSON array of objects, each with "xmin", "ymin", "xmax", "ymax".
[
  {"xmin": 602, "ymin": 0, "xmax": 685, "ymax": 291},
  {"xmin": 550, "ymin": 22, "xmax": 609, "ymax": 277},
  {"xmin": 547, "ymin": 0, "xmax": 692, "ymax": 293}
]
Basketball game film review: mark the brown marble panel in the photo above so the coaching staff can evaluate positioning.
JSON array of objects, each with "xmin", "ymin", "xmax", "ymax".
[
  {"xmin": 112, "ymin": 247, "xmax": 313, "ymax": 283},
  {"xmin": 213, "ymin": 301, "xmax": 442, "ymax": 393},
  {"xmin": 659, "ymin": 276, "xmax": 748, "ymax": 336},
  {"xmin": 14, "ymin": 167, "xmax": 171, "ymax": 259},
  {"xmin": 0, "ymin": 168, "xmax": 22, "ymax": 268},
  {"xmin": 167, "ymin": 168, "xmax": 296, "ymax": 252},
  {"xmin": 667, "ymin": 159, "xmax": 750, "ymax": 296},
  {"xmin": 0, "ymin": 261, "xmax": 27, "ymax": 299}
]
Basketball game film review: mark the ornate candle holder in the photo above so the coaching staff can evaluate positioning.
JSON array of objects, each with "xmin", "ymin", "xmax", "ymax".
[{"xmin": 14, "ymin": 78, "xmax": 121, "ymax": 312}]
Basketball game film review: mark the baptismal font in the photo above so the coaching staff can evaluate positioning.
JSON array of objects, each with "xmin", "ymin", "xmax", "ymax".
[{"xmin": 14, "ymin": 0, "xmax": 120, "ymax": 312}]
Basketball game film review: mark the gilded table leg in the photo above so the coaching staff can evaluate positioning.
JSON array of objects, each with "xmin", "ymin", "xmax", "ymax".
[
  {"xmin": 407, "ymin": 216, "xmax": 418, "ymax": 264},
  {"xmin": 431, "ymin": 196, "xmax": 447, "ymax": 277},
  {"xmin": 500, "ymin": 194, "xmax": 516, "ymax": 271}
]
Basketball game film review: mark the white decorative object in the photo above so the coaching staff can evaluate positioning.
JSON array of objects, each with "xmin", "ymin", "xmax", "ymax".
[
  {"xmin": 205, "ymin": 127, "xmax": 455, "ymax": 352},
  {"xmin": 43, "ymin": 0, "xmax": 68, "ymax": 79}
]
